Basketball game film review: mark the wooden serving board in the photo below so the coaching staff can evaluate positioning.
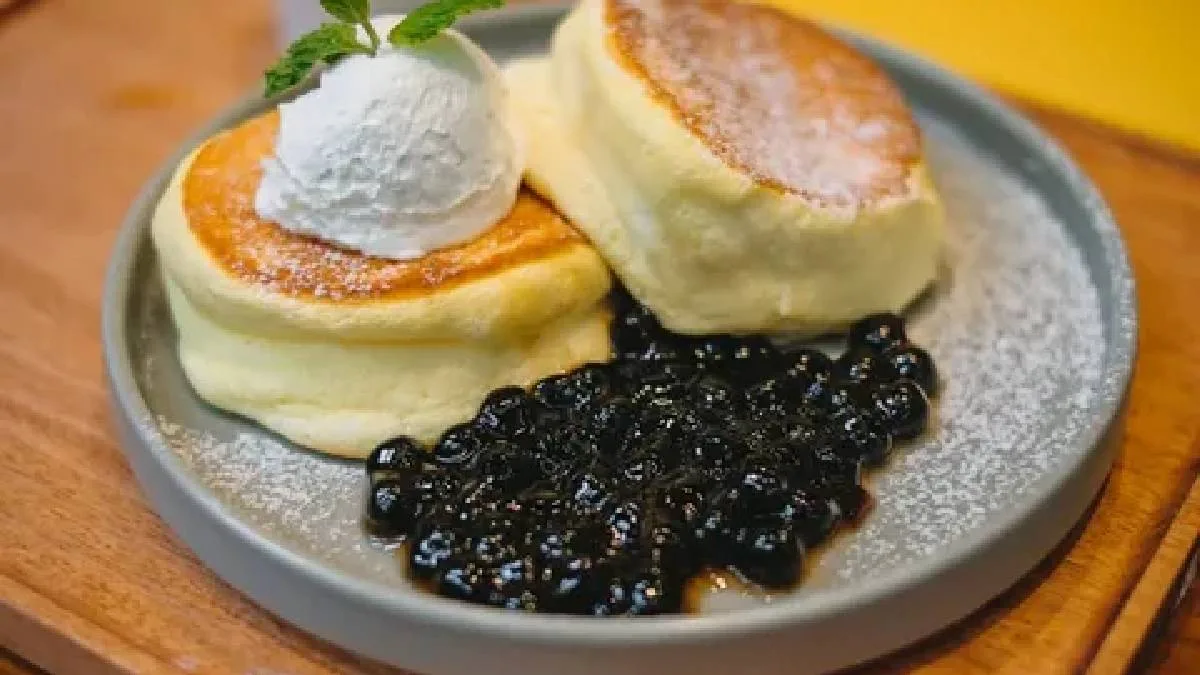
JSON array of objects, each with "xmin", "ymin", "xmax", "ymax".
[{"xmin": 0, "ymin": 1, "xmax": 1198, "ymax": 673}]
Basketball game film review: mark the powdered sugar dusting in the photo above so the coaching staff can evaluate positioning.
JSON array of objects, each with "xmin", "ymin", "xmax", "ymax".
[
  {"xmin": 608, "ymin": 0, "xmax": 920, "ymax": 207},
  {"xmin": 134, "ymin": 120, "xmax": 1107, "ymax": 607},
  {"xmin": 150, "ymin": 415, "xmax": 408, "ymax": 584}
]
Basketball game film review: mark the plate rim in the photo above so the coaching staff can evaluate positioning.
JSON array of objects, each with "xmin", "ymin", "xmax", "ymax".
[{"xmin": 101, "ymin": 1, "xmax": 1137, "ymax": 665}]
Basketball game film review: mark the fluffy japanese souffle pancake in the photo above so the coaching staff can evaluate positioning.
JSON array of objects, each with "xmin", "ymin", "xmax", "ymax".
[
  {"xmin": 152, "ymin": 109, "xmax": 612, "ymax": 458},
  {"xmin": 505, "ymin": 0, "xmax": 945, "ymax": 335}
]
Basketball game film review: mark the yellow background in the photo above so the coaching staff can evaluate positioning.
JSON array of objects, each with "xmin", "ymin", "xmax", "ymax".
[{"xmin": 766, "ymin": 0, "xmax": 1200, "ymax": 152}]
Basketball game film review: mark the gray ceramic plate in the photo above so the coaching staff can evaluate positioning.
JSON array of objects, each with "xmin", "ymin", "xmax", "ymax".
[{"xmin": 102, "ymin": 5, "xmax": 1136, "ymax": 675}]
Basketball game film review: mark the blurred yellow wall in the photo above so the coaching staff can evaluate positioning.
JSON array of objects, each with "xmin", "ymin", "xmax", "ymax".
[{"xmin": 765, "ymin": 0, "xmax": 1200, "ymax": 152}]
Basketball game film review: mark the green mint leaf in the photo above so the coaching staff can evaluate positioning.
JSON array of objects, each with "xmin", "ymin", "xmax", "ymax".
[
  {"xmin": 264, "ymin": 23, "xmax": 371, "ymax": 97},
  {"xmin": 320, "ymin": 0, "xmax": 381, "ymax": 51},
  {"xmin": 320, "ymin": 0, "xmax": 371, "ymax": 24},
  {"xmin": 387, "ymin": 0, "xmax": 504, "ymax": 46}
]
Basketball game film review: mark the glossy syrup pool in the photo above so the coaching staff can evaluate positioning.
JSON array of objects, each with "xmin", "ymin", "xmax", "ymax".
[{"xmin": 133, "ymin": 119, "xmax": 1107, "ymax": 614}]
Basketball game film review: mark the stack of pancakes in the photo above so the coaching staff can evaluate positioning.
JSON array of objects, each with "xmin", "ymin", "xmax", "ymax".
[
  {"xmin": 153, "ymin": 112, "xmax": 611, "ymax": 457},
  {"xmin": 154, "ymin": 0, "xmax": 944, "ymax": 457}
]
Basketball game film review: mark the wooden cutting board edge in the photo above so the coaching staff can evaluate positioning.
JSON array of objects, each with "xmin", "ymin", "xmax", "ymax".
[{"xmin": 1088, "ymin": 471, "xmax": 1200, "ymax": 674}]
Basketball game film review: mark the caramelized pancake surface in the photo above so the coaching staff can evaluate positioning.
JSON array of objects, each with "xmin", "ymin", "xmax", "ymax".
[
  {"xmin": 184, "ymin": 111, "xmax": 586, "ymax": 302},
  {"xmin": 606, "ymin": 0, "xmax": 920, "ymax": 207}
]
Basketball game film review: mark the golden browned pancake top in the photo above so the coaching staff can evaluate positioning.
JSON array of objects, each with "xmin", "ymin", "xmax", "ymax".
[
  {"xmin": 606, "ymin": 0, "xmax": 921, "ymax": 207},
  {"xmin": 184, "ymin": 111, "xmax": 587, "ymax": 302}
]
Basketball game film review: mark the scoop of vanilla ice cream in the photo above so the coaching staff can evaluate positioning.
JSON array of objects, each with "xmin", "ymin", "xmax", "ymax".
[{"xmin": 255, "ymin": 16, "xmax": 522, "ymax": 260}]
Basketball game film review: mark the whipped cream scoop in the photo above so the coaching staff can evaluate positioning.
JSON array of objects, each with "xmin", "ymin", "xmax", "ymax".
[{"xmin": 255, "ymin": 16, "xmax": 523, "ymax": 260}]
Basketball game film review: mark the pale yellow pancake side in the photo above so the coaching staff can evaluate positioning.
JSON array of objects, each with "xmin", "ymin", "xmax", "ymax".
[{"xmin": 165, "ymin": 277, "xmax": 610, "ymax": 456}]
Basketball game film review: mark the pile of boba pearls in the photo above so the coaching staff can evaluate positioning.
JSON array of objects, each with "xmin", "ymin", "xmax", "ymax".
[{"xmin": 365, "ymin": 290, "xmax": 938, "ymax": 616}]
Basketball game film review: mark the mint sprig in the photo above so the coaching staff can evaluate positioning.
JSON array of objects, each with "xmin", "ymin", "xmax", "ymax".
[
  {"xmin": 263, "ymin": 0, "xmax": 505, "ymax": 97},
  {"xmin": 264, "ymin": 23, "xmax": 372, "ymax": 97},
  {"xmin": 388, "ymin": 0, "xmax": 504, "ymax": 46}
]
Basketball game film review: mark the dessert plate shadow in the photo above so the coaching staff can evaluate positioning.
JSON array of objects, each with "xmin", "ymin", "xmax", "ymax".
[{"xmin": 102, "ymin": 5, "xmax": 1135, "ymax": 674}]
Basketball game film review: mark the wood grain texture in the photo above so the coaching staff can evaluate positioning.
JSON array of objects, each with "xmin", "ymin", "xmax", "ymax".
[
  {"xmin": 1090, "ymin": 477, "xmax": 1200, "ymax": 674},
  {"xmin": 1147, "ymin": 576, "xmax": 1200, "ymax": 673},
  {"xmin": 0, "ymin": 1, "xmax": 1198, "ymax": 674},
  {"xmin": 0, "ymin": 651, "xmax": 43, "ymax": 675}
]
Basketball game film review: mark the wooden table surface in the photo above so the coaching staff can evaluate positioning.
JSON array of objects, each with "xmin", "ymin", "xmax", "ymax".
[{"xmin": 1, "ymin": 1, "xmax": 1199, "ymax": 674}]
